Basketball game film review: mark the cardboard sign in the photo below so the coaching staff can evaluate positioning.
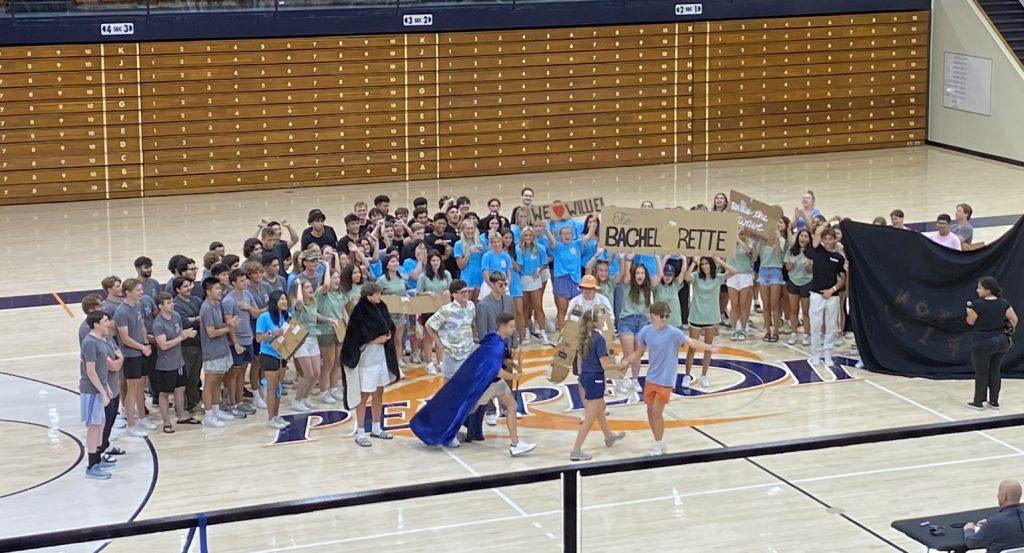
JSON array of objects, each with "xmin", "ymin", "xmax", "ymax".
[
  {"xmin": 382, "ymin": 294, "xmax": 449, "ymax": 315},
  {"xmin": 600, "ymin": 206, "xmax": 738, "ymax": 256},
  {"xmin": 272, "ymin": 319, "xmax": 309, "ymax": 360},
  {"xmin": 548, "ymin": 319, "xmax": 618, "ymax": 383},
  {"xmin": 523, "ymin": 197, "xmax": 604, "ymax": 223},
  {"xmin": 963, "ymin": 241, "xmax": 986, "ymax": 251},
  {"xmin": 332, "ymin": 317, "xmax": 348, "ymax": 341},
  {"xmin": 728, "ymin": 190, "xmax": 783, "ymax": 240}
]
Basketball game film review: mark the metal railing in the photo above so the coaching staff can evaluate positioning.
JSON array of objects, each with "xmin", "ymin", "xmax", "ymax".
[{"xmin": 1, "ymin": 413, "xmax": 1022, "ymax": 552}]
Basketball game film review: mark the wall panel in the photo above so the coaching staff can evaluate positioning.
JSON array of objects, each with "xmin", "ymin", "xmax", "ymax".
[{"xmin": 0, "ymin": 10, "xmax": 929, "ymax": 204}]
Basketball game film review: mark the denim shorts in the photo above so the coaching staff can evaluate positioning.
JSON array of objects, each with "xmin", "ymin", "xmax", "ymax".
[
  {"xmin": 552, "ymin": 275, "xmax": 580, "ymax": 299},
  {"xmin": 616, "ymin": 314, "xmax": 648, "ymax": 336},
  {"xmin": 758, "ymin": 267, "xmax": 784, "ymax": 286},
  {"xmin": 579, "ymin": 372, "xmax": 607, "ymax": 400}
]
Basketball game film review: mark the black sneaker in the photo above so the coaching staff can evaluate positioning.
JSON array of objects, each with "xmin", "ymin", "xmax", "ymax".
[
  {"xmin": 988, "ymin": 401, "xmax": 1001, "ymax": 410},
  {"xmin": 965, "ymin": 401, "xmax": 984, "ymax": 411},
  {"xmin": 243, "ymin": 388, "xmax": 253, "ymax": 398},
  {"xmin": 106, "ymin": 447, "xmax": 127, "ymax": 456}
]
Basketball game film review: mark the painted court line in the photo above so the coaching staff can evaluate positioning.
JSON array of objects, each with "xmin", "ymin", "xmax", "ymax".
[
  {"xmin": 0, "ymin": 352, "xmax": 77, "ymax": 363},
  {"xmin": 442, "ymin": 448, "xmax": 532, "ymax": 518}
]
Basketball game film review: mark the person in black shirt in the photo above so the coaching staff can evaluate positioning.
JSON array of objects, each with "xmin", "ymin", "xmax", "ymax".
[
  {"xmin": 478, "ymin": 198, "xmax": 510, "ymax": 234},
  {"xmin": 966, "ymin": 276, "xmax": 1018, "ymax": 410},
  {"xmin": 426, "ymin": 212, "xmax": 460, "ymax": 279},
  {"xmin": 807, "ymin": 224, "xmax": 846, "ymax": 368},
  {"xmin": 300, "ymin": 209, "xmax": 338, "ymax": 251}
]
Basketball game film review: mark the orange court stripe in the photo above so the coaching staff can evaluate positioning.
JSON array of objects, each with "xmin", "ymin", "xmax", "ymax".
[{"xmin": 52, "ymin": 292, "xmax": 74, "ymax": 318}]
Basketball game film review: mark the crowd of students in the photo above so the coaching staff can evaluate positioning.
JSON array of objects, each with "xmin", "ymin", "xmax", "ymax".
[{"xmin": 76, "ymin": 188, "xmax": 979, "ymax": 476}]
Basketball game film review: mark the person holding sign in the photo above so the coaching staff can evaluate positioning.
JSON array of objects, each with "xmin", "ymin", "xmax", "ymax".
[
  {"xmin": 620, "ymin": 302, "xmax": 720, "ymax": 456},
  {"xmin": 684, "ymin": 257, "xmax": 737, "ymax": 389},
  {"xmin": 756, "ymin": 219, "xmax": 788, "ymax": 343},
  {"xmin": 617, "ymin": 254, "xmax": 656, "ymax": 394},
  {"xmin": 255, "ymin": 290, "xmax": 291, "ymax": 429},
  {"xmin": 727, "ymin": 231, "xmax": 757, "ymax": 341},
  {"xmin": 653, "ymin": 255, "xmax": 687, "ymax": 330},
  {"xmin": 289, "ymin": 279, "xmax": 325, "ymax": 413},
  {"xmin": 570, "ymin": 307, "xmax": 626, "ymax": 462}
]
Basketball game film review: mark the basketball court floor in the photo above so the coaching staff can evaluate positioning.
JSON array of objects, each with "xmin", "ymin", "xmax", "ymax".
[{"xmin": 2, "ymin": 145, "xmax": 1024, "ymax": 552}]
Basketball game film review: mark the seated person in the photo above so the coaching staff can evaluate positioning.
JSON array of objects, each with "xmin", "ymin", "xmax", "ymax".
[{"xmin": 965, "ymin": 480, "xmax": 1024, "ymax": 553}]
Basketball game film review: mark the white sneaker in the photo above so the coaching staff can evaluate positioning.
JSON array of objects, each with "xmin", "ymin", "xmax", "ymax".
[
  {"xmin": 647, "ymin": 443, "xmax": 667, "ymax": 456},
  {"xmin": 320, "ymin": 391, "xmax": 338, "ymax": 405},
  {"xmin": 330, "ymin": 387, "xmax": 346, "ymax": 400},
  {"xmin": 302, "ymin": 398, "xmax": 315, "ymax": 410},
  {"xmin": 681, "ymin": 374, "xmax": 693, "ymax": 388},
  {"xmin": 801, "ymin": 335, "xmax": 811, "ymax": 346},
  {"xmin": 539, "ymin": 330, "xmax": 552, "ymax": 345},
  {"xmin": 113, "ymin": 414, "xmax": 127, "ymax": 429},
  {"xmin": 823, "ymin": 356, "xmax": 835, "ymax": 367},
  {"xmin": 411, "ymin": 352, "xmax": 422, "ymax": 364},
  {"xmin": 426, "ymin": 362, "xmax": 438, "ymax": 375},
  {"xmin": 509, "ymin": 441, "xmax": 536, "ymax": 457},
  {"xmin": 446, "ymin": 437, "xmax": 461, "ymax": 448},
  {"xmin": 253, "ymin": 393, "xmax": 267, "ymax": 409},
  {"xmin": 486, "ymin": 413, "xmax": 498, "ymax": 426},
  {"xmin": 127, "ymin": 425, "xmax": 147, "ymax": 438},
  {"xmin": 699, "ymin": 375, "xmax": 710, "ymax": 388},
  {"xmin": 214, "ymin": 407, "xmax": 235, "ymax": 421},
  {"xmin": 787, "ymin": 333, "xmax": 798, "ymax": 345},
  {"xmin": 855, "ymin": 360, "xmax": 864, "ymax": 369},
  {"xmin": 807, "ymin": 357, "xmax": 821, "ymax": 368},
  {"xmin": 203, "ymin": 414, "xmax": 225, "ymax": 428},
  {"xmin": 632, "ymin": 379, "xmax": 642, "ymax": 393},
  {"xmin": 291, "ymin": 400, "xmax": 310, "ymax": 413},
  {"xmin": 273, "ymin": 415, "xmax": 291, "ymax": 427},
  {"xmin": 138, "ymin": 418, "xmax": 157, "ymax": 430},
  {"xmin": 616, "ymin": 378, "xmax": 631, "ymax": 395},
  {"xmin": 267, "ymin": 417, "xmax": 289, "ymax": 430}
]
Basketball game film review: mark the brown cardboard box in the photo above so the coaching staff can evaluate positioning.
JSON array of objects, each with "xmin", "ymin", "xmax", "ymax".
[
  {"xmin": 272, "ymin": 319, "xmax": 308, "ymax": 360},
  {"xmin": 548, "ymin": 319, "xmax": 618, "ymax": 383},
  {"xmin": 332, "ymin": 317, "xmax": 348, "ymax": 341},
  {"xmin": 382, "ymin": 294, "xmax": 449, "ymax": 315}
]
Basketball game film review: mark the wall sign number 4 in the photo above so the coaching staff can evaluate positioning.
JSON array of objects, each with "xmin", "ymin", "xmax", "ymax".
[
  {"xmin": 100, "ymin": 23, "xmax": 134, "ymax": 36},
  {"xmin": 675, "ymin": 3, "xmax": 703, "ymax": 16}
]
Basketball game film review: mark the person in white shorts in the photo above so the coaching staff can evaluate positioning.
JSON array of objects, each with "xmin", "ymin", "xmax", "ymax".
[{"xmin": 343, "ymin": 283, "xmax": 398, "ymax": 448}]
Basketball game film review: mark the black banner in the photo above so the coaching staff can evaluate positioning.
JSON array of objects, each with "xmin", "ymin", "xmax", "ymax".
[{"xmin": 842, "ymin": 218, "xmax": 1023, "ymax": 379}]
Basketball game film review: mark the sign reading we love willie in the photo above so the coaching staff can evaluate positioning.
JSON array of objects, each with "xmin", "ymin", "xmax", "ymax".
[
  {"xmin": 523, "ymin": 197, "xmax": 604, "ymax": 223},
  {"xmin": 600, "ymin": 206, "xmax": 737, "ymax": 256}
]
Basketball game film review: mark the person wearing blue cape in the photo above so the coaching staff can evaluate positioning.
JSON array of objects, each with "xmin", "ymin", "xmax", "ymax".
[{"xmin": 412, "ymin": 313, "xmax": 537, "ymax": 457}]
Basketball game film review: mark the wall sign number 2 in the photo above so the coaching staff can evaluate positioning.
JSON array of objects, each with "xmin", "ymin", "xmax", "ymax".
[
  {"xmin": 675, "ymin": 3, "xmax": 703, "ymax": 16},
  {"xmin": 100, "ymin": 23, "xmax": 135, "ymax": 36}
]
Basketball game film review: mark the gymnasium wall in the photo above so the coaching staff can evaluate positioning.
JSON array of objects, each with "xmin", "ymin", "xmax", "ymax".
[
  {"xmin": 928, "ymin": 0, "xmax": 1024, "ymax": 164},
  {"xmin": 0, "ymin": 10, "xmax": 929, "ymax": 205}
]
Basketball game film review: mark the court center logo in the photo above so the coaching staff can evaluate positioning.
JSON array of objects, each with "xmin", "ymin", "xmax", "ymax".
[{"xmin": 267, "ymin": 349, "xmax": 859, "ymax": 446}]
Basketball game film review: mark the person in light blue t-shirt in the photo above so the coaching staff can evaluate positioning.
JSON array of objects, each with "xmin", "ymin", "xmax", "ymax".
[
  {"xmin": 454, "ymin": 220, "xmax": 486, "ymax": 301},
  {"xmin": 516, "ymin": 226, "xmax": 550, "ymax": 344},
  {"xmin": 544, "ymin": 219, "xmax": 597, "ymax": 331},
  {"xmin": 620, "ymin": 301, "xmax": 719, "ymax": 457}
]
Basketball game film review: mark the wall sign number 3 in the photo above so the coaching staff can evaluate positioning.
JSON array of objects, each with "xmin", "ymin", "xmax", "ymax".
[{"xmin": 100, "ymin": 23, "xmax": 135, "ymax": 36}]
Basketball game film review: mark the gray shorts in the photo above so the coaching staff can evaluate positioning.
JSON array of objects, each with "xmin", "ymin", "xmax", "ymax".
[
  {"xmin": 476, "ymin": 379, "xmax": 512, "ymax": 406},
  {"xmin": 202, "ymin": 354, "xmax": 232, "ymax": 374},
  {"xmin": 442, "ymin": 352, "xmax": 467, "ymax": 380}
]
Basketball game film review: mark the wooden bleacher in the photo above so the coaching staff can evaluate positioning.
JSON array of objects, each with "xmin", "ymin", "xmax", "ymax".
[{"xmin": 0, "ymin": 10, "xmax": 928, "ymax": 204}]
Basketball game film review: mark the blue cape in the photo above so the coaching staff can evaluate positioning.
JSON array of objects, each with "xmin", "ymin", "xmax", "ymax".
[{"xmin": 410, "ymin": 332, "xmax": 505, "ymax": 446}]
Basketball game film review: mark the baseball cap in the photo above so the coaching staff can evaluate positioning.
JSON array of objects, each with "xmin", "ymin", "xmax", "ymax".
[
  {"xmin": 307, "ymin": 209, "xmax": 326, "ymax": 223},
  {"xmin": 579, "ymin": 275, "xmax": 599, "ymax": 290}
]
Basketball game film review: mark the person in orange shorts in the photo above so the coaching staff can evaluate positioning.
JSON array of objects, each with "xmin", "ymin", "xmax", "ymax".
[{"xmin": 620, "ymin": 302, "xmax": 719, "ymax": 456}]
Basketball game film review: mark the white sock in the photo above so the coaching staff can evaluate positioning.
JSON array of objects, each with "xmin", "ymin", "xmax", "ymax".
[
  {"xmin": 371, "ymin": 422, "xmax": 382, "ymax": 434},
  {"xmin": 655, "ymin": 440, "xmax": 665, "ymax": 448},
  {"xmin": 357, "ymin": 427, "xmax": 367, "ymax": 436}
]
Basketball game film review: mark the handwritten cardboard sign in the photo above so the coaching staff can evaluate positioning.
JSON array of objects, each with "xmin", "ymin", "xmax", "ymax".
[
  {"xmin": 728, "ymin": 190, "xmax": 783, "ymax": 240},
  {"xmin": 382, "ymin": 294, "xmax": 449, "ymax": 315},
  {"xmin": 272, "ymin": 319, "xmax": 309, "ymax": 360},
  {"xmin": 523, "ymin": 197, "xmax": 604, "ymax": 223},
  {"xmin": 600, "ymin": 206, "xmax": 738, "ymax": 256}
]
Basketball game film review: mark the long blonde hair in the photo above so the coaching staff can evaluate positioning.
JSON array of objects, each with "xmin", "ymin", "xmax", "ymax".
[{"xmin": 577, "ymin": 306, "xmax": 608, "ymax": 359}]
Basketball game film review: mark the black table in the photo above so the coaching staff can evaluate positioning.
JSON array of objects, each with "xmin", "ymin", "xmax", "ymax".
[{"xmin": 892, "ymin": 507, "xmax": 999, "ymax": 552}]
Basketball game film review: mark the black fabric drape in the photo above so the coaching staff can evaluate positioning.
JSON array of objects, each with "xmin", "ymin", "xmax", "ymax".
[{"xmin": 841, "ymin": 218, "xmax": 1022, "ymax": 379}]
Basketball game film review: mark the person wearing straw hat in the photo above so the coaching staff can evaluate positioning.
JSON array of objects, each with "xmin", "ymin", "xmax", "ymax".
[{"xmin": 566, "ymin": 275, "xmax": 613, "ymax": 323}]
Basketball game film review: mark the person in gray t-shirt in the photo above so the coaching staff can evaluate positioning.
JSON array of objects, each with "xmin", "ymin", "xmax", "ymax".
[
  {"xmin": 474, "ymin": 273, "xmax": 515, "ymax": 424},
  {"xmin": 153, "ymin": 293, "xmax": 199, "ymax": 430},
  {"xmin": 114, "ymin": 279, "xmax": 153, "ymax": 436},
  {"xmin": 198, "ymin": 278, "xmax": 241, "ymax": 424},
  {"xmin": 80, "ymin": 311, "xmax": 123, "ymax": 477},
  {"xmin": 222, "ymin": 269, "xmax": 261, "ymax": 415}
]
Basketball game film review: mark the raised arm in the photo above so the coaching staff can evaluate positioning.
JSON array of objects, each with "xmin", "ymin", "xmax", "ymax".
[
  {"xmin": 683, "ymin": 258, "xmax": 698, "ymax": 283},
  {"xmin": 716, "ymin": 257, "xmax": 738, "ymax": 279},
  {"xmin": 282, "ymin": 218, "xmax": 299, "ymax": 248}
]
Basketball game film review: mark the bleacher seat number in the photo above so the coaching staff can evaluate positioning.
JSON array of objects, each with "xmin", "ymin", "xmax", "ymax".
[
  {"xmin": 100, "ymin": 23, "xmax": 135, "ymax": 36},
  {"xmin": 402, "ymin": 14, "xmax": 434, "ymax": 27},
  {"xmin": 674, "ymin": 3, "xmax": 703, "ymax": 16}
]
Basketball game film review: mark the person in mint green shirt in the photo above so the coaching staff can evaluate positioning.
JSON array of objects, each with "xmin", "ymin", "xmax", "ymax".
[
  {"xmin": 755, "ymin": 218, "xmax": 788, "ymax": 343},
  {"xmin": 616, "ymin": 253, "xmax": 658, "ymax": 395},
  {"xmin": 784, "ymin": 228, "xmax": 814, "ymax": 346},
  {"xmin": 726, "ymin": 233, "xmax": 756, "ymax": 341},
  {"xmin": 653, "ymin": 255, "xmax": 687, "ymax": 330},
  {"xmin": 289, "ymin": 279, "xmax": 325, "ymax": 413},
  {"xmin": 380, "ymin": 253, "xmax": 411, "ymax": 368},
  {"xmin": 316, "ymin": 257, "xmax": 348, "ymax": 406},
  {"xmin": 684, "ymin": 256, "xmax": 736, "ymax": 389},
  {"xmin": 416, "ymin": 251, "xmax": 452, "ymax": 375}
]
